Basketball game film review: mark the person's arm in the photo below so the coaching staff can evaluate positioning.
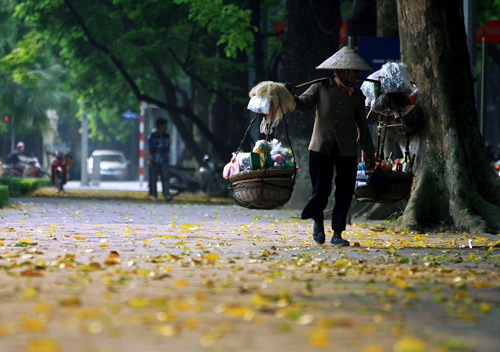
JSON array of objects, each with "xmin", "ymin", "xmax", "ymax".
[
  {"xmin": 18, "ymin": 154, "xmax": 30, "ymax": 163},
  {"xmin": 293, "ymin": 83, "xmax": 320, "ymax": 113}
]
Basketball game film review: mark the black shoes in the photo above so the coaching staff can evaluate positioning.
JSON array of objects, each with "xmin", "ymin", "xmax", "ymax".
[
  {"xmin": 164, "ymin": 195, "xmax": 173, "ymax": 203},
  {"xmin": 312, "ymin": 222, "xmax": 325, "ymax": 244},
  {"xmin": 331, "ymin": 231, "xmax": 350, "ymax": 246},
  {"xmin": 312, "ymin": 224, "xmax": 350, "ymax": 246}
]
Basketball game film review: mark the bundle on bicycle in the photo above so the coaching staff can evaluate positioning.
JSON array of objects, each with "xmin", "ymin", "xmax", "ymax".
[{"xmin": 354, "ymin": 62, "xmax": 419, "ymax": 203}]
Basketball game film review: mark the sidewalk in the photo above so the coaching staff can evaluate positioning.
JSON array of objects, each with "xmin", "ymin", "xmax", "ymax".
[
  {"xmin": 64, "ymin": 180, "xmax": 149, "ymax": 192},
  {"xmin": 0, "ymin": 195, "xmax": 499, "ymax": 351},
  {"xmin": 33, "ymin": 180, "xmax": 233, "ymax": 204}
]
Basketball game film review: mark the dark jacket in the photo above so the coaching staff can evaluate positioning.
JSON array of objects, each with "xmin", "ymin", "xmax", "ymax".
[{"xmin": 295, "ymin": 79, "xmax": 375, "ymax": 163}]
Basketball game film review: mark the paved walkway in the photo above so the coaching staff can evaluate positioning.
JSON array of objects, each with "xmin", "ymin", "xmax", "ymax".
[
  {"xmin": 0, "ymin": 195, "xmax": 499, "ymax": 352},
  {"xmin": 65, "ymin": 180, "xmax": 150, "ymax": 192}
]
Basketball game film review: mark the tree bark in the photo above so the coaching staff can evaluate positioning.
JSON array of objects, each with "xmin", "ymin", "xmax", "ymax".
[
  {"xmin": 376, "ymin": 0, "xmax": 399, "ymax": 37},
  {"xmin": 395, "ymin": 0, "xmax": 500, "ymax": 233}
]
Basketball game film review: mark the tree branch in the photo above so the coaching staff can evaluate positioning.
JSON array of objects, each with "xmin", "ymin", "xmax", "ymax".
[{"xmin": 63, "ymin": 0, "xmax": 143, "ymax": 99}]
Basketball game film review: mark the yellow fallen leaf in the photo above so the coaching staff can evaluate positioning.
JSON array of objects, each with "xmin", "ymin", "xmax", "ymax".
[
  {"xmin": 308, "ymin": 327, "xmax": 330, "ymax": 348},
  {"xmin": 480, "ymin": 302, "xmax": 491, "ymax": 313},
  {"xmin": 26, "ymin": 338, "xmax": 60, "ymax": 352},
  {"xmin": 155, "ymin": 324, "xmax": 178, "ymax": 337},
  {"xmin": 34, "ymin": 303, "xmax": 53, "ymax": 313},
  {"xmin": 173, "ymin": 300, "xmax": 190, "ymax": 310},
  {"xmin": 183, "ymin": 317, "xmax": 199, "ymax": 329},
  {"xmin": 99, "ymin": 243, "xmax": 109, "ymax": 247},
  {"xmin": 180, "ymin": 223, "xmax": 194, "ymax": 227},
  {"xmin": 128, "ymin": 297, "xmax": 149, "ymax": 308},
  {"xmin": 58, "ymin": 295, "xmax": 81, "ymax": 307},
  {"xmin": 22, "ymin": 288, "xmax": 38, "ymax": 299},
  {"xmin": 174, "ymin": 279, "xmax": 188, "ymax": 287},
  {"xmin": 393, "ymin": 336, "xmax": 426, "ymax": 352},
  {"xmin": 73, "ymin": 236, "xmax": 86, "ymax": 241},
  {"xmin": 103, "ymin": 258, "xmax": 120, "ymax": 265},
  {"xmin": 204, "ymin": 253, "xmax": 220, "ymax": 260},
  {"xmin": 20, "ymin": 315, "xmax": 46, "ymax": 332},
  {"xmin": 362, "ymin": 345, "xmax": 386, "ymax": 352}
]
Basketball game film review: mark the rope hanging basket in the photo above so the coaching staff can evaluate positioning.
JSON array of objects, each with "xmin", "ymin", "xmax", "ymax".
[
  {"xmin": 227, "ymin": 85, "xmax": 298, "ymax": 210},
  {"xmin": 354, "ymin": 169, "xmax": 413, "ymax": 203}
]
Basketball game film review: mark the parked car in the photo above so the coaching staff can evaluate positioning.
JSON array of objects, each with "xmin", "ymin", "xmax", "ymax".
[{"xmin": 87, "ymin": 150, "xmax": 129, "ymax": 180}]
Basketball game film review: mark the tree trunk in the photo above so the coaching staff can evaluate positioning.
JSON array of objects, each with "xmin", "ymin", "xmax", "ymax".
[
  {"xmin": 395, "ymin": 0, "xmax": 500, "ymax": 233},
  {"xmin": 376, "ymin": 0, "xmax": 398, "ymax": 37},
  {"xmin": 281, "ymin": 0, "xmax": 341, "ymax": 209}
]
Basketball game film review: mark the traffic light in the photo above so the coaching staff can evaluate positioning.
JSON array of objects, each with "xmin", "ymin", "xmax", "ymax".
[{"xmin": 3, "ymin": 115, "xmax": 9, "ymax": 123}]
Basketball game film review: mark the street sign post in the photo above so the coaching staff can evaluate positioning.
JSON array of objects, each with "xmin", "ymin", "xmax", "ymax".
[{"xmin": 121, "ymin": 109, "xmax": 140, "ymax": 121}]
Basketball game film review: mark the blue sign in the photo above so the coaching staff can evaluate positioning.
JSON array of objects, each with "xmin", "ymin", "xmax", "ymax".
[
  {"xmin": 120, "ymin": 109, "xmax": 140, "ymax": 121},
  {"xmin": 358, "ymin": 37, "xmax": 400, "ymax": 79}
]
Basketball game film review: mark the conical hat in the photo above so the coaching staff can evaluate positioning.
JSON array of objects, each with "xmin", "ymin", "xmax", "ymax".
[{"xmin": 316, "ymin": 46, "xmax": 373, "ymax": 72}]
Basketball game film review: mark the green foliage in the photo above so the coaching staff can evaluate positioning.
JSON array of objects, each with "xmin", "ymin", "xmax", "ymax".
[
  {"xmin": 387, "ymin": 209, "xmax": 404, "ymax": 224},
  {"xmin": 0, "ymin": 177, "xmax": 51, "ymax": 197},
  {"xmin": 4, "ymin": 0, "xmax": 286, "ymax": 158},
  {"xmin": 174, "ymin": 0, "xmax": 256, "ymax": 58},
  {"xmin": 0, "ymin": 185, "xmax": 8, "ymax": 206},
  {"xmin": 0, "ymin": 2, "xmax": 75, "ymax": 140},
  {"xmin": 477, "ymin": 0, "xmax": 500, "ymax": 26}
]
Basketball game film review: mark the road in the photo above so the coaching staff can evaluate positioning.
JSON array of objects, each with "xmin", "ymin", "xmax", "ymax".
[
  {"xmin": 65, "ymin": 180, "xmax": 150, "ymax": 192},
  {"xmin": 0, "ymin": 196, "xmax": 499, "ymax": 352}
]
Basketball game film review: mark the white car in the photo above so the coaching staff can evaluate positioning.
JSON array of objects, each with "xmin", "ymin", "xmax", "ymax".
[{"xmin": 87, "ymin": 150, "xmax": 129, "ymax": 180}]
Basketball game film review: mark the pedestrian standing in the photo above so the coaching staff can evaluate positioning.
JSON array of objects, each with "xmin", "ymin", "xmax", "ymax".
[
  {"xmin": 286, "ymin": 46, "xmax": 376, "ymax": 246},
  {"xmin": 147, "ymin": 118, "xmax": 173, "ymax": 202}
]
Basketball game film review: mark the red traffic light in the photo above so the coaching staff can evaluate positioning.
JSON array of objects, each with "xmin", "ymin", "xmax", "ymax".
[{"xmin": 3, "ymin": 115, "xmax": 9, "ymax": 122}]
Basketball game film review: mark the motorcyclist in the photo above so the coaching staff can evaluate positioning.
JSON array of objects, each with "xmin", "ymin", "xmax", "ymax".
[
  {"xmin": 6, "ymin": 141, "xmax": 33, "ymax": 177},
  {"xmin": 50, "ymin": 150, "xmax": 71, "ymax": 190}
]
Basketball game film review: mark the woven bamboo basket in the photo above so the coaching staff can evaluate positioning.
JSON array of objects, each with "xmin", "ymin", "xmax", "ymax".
[
  {"xmin": 228, "ymin": 177, "xmax": 294, "ymax": 209},
  {"xmin": 354, "ymin": 170, "xmax": 413, "ymax": 203}
]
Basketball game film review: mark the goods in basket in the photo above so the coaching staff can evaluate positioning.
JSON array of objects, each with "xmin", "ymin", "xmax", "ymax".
[
  {"xmin": 361, "ymin": 62, "xmax": 419, "ymax": 117},
  {"xmin": 222, "ymin": 139, "xmax": 295, "ymax": 180}
]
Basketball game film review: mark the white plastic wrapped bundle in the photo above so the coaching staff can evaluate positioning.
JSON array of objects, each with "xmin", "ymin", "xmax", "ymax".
[{"xmin": 361, "ymin": 62, "xmax": 419, "ymax": 117}]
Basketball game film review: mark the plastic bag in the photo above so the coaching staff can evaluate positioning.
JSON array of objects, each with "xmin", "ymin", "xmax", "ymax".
[
  {"xmin": 248, "ymin": 95, "xmax": 271, "ymax": 115},
  {"xmin": 248, "ymin": 82, "xmax": 296, "ymax": 135},
  {"xmin": 361, "ymin": 62, "xmax": 419, "ymax": 117},
  {"xmin": 223, "ymin": 154, "xmax": 241, "ymax": 179},
  {"xmin": 379, "ymin": 62, "xmax": 414, "ymax": 93}
]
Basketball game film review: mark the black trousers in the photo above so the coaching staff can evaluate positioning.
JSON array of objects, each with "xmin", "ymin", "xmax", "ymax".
[
  {"xmin": 150, "ymin": 162, "xmax": 171, "ymax": 199},
  {"xmin": 301, "ymin": 142, "xmax": 357, "ymax": 232}
]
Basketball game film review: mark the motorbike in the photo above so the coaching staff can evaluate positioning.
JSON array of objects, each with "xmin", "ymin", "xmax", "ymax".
[
  {"xmin": 168, "ymin": 155, "xmax": 228, "ymax": 197},
  {"xmin": 2, "ymin": 156, "xmax": 49, "ymax": 178},
  {"xmin": 48, "ymin": 151, "xmax": 73, "ymax": 192}
]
